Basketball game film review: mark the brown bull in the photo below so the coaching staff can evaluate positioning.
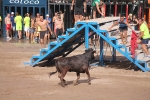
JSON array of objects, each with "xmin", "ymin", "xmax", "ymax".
[{"xmin": 49, "ymin": 48, "xmax": 95, "ymax": 87}]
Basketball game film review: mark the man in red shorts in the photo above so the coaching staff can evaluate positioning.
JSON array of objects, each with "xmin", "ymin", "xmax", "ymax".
[{"xmin": 5, "ymin": 14, "xmax": 12, "ymax": 41}]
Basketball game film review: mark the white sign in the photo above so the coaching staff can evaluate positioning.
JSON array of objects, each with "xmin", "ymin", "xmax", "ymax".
[{"xmin": 9, "ymin": 0, "xmax": 40, "ymax": 4}]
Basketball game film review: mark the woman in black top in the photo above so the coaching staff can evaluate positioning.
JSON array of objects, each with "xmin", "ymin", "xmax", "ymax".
[
  {"xmin": 133, "ymin": 15, "xmax": 139, "ymax": 30},
  {"xmin": 128, "ymin": 14, "xmax": 133, "ymax": 24}
]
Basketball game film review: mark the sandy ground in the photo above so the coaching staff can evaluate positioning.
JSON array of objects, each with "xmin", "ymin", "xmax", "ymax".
[{"xmin": 0, "ymin": 40, "xmax": 150, "ymax": 100}]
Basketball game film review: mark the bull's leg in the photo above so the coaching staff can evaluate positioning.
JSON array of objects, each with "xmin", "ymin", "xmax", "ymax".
[
  {"xmin": 58, "ymin": 72, "xmax": 67, "ymax": 85},
  {"xmin": 58, "ymin": 72, "xmax": 61, "ymax": 78},
  {"xmin": 63, "ymin": 79, "xmax": 67, "ymax": 85},
  {"xmin": 85, "ymin": 69, "xmax": 91, "ymax": 85},
  {"xmin": 60, "ymin": 71, "xmax": 67, "ymax": 87},
  {"xmin": 74, "ymin": 72, "xmax": 80, "ymax": 85}
]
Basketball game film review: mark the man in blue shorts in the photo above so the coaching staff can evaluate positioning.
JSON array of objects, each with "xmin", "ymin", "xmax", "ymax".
[
  {"xmin": 108, "ymin": 14, "xmax": 133, "ymax": 44},
  {"xmin": 10, "ymin": 12, "xmax": 15, "ymax": 38}
]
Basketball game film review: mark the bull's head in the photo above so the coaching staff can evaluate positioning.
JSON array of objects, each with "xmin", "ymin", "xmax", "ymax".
[{"xmin": 85, "ymin": 48, "xmax": 96, "ymax": 60}]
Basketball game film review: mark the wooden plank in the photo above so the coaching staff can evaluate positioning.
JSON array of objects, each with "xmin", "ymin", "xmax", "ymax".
[
  {"xmin": 138, "ymin": 57, "xmax": 150, "ymax": 62},
  {"xmin": 101, "ymin": 25, "xmax": 119, "ymax": 31},
  {"xmin": 135, "ymin": 50, "xmax": 143, "ymax": 54},
  {"xmin": 81, "ymin": 17, "xmax": 119, "ymax": 24}
]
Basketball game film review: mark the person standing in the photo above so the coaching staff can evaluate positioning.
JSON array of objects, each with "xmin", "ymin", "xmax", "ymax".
[
  {"xmin": 24, "ymin": 13, "xmax": 30, "ymax": 39},
  {"xmin": 132, "ymin": 15, "xmax": 138, "ymax": 30},
  {"xmin": 92, "ymin": 0, "xmax": 104, "ymax": 19},
  {"xmin": 35, "ymin": 13, "xmax": 41, "ymax": 42},
  {"xmin": 108, "ymin": 14, "xmax": 133, "ymax": 44},
  {"xmin": 137, "ymin": 18, "xmax": 150, "ymax": 57},
  {"xmin": 45, "ymin": 14, "xmax": 52, "ymax": 39},
  {"xmin": 128, "ymin": 14, "xmax": 133, "ymax": 24},
  {"xmin": 55, "ymin": 16, "xmax": 64, "ymax": 37},
  {"xmin": 10, "ymin": 12, "xmax": 15, "ymax": 37},
  {"xmin": 15, "ymin": 12, "xmax": 22, "ymax": 40},
  {"xmin": 71, "ymin": 0, "xmax": 87, "ymax": 23},
  {"xmin": 37, "ymin": 15, "xmax": 51, "ymax": 48},
  {"xmin": 5, "ymin": 14, "xmax": 12, "ymax": 41},
  {"xmin": 30, "ymin": 17, "xmax": 35, "ymax": 43},
  {"xmin": 53, "ymin": 12, "xmax": 58, "ymax": 36}
]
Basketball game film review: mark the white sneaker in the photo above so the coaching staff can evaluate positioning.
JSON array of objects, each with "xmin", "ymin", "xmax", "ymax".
[{"xmin": 7, "ymin": 37, "xmax": 11, "ymax": 41}]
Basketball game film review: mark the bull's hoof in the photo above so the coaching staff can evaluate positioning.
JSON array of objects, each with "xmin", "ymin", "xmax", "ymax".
[
  {"xmin": 63, "ymin": 80, "xmax": 68, "ymax": 85},
  {"xmin": 88, "ymin": 82, "xmax": 91, "ymax": 85},
  {"xmin": 61, "ymin": 83, "xmax": 65, "ymax": 87},
  {"xmin": 73, "ymin": 81, "xmax": 78, "ymax": 85},
  {"xmin": 88, "ymin": 80, "xmax": 91, "ymax": 85}
]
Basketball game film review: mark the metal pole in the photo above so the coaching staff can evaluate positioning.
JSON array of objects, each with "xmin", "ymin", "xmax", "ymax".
[
  {"xmin": 121, "ymin": 3, "xmax": 122, "ymax": 15},
  {"xmin": 54, "ymin": 4, "xmax": 55, "ymax": 14},
  {"xmin": 90, "ymin": 0, "xmax": 93, "ymax": 18},
  {"xmin": 21, "ymin": 7, "xmax": 23, "ymax": 17},
  {"xmin": 109, "ymin": 3, "xmax": 111, "ymax": 16},
  {"xmin": 114, "ymin": 4, "xmax": 117, "ymax": 16},
  {"xmin": 138, "ymin": 0, "xmax": 140, "ymax": 18},
  {"xmin": 15, "ymin": 6, "xmax": 17, "ymax": 38},
  {"xmin": 27, "ymin": 7, "xmax": 29, "ymax": 13},
  {"xmin": 99, "ymin": 34, "xmax": 104, "ymax": 66},
  {"xmin": 126, "ymin": 4, "xmax": 128, "ymax": 20},
  {"xmin": 112, "ymin": 40, "xmax": 116, "ymax": 62},
  {"xmin": 132, "ymin": 1, "xmax": 134, "ymax": 20},
  {"xmin": 48, "ymin": 0, "xmax": 49, "ymax": 15},
  {"xmin": 39, "ymin": 7, "xmax": 41, "ymax": 15},
  {"xmin": 2, "ymin": 5, "xmax": 5, "ymax": 37},
  {"xmin": 69, "ymin": 4, "xmax": 72, "ymax": 28},
  {"xmin": 85, "ymin": 24, "xmax": 89, "ymax": 49},
  {"xmin": 33, "ymin": 7, "xmax": 35, "ymax": 17},
  {"xmin": 9, "ymin": 6, "xmax": 11, "ymax": 14},
  {"xmin": 142, "ymin": 0, "xmax": 145, "ymax": 18},
  {"xmin": 64, "ymin": 5, "xmax": 66, "ymax": 31}
]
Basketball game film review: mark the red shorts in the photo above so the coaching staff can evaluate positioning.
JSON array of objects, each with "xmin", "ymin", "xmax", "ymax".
[{"xmin": 6, "ymin": 24, "xmax": 11, "ymax": 30}]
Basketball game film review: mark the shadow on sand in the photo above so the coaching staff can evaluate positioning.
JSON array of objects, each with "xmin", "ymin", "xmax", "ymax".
[
  {"xmin": 36, "ymin": 55, "xmax": 141, "ymax": 71},
  {"xmin": 56, "ymin": 77, "xmax": 99, "ymax": 87}
]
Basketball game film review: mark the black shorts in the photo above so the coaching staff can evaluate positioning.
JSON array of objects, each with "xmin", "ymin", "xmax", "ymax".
[
  {"xmin": 40, "ymin": 31, "xmax": 47, "ymax": 39},
  {"xmin": 119, "ymin": 27, "xmax": 128, "ymax": 32},
  {"xmin": 92, "ymin": 6, "xmax": 96, "ymax": 11},
  {"xmin": 141, "ymin": 38, "xmax": 150, "ymax": 44},
  {"xmin": 56, "ymin": 28, "xmax": 63, "ymax": 37},
  {"xmin": 29, "ymin": 28, "xmax": 35, "ymax": 34},
  {"xmin": 74, "ymin": 6, "xmax": 83, "ymax": 15}
]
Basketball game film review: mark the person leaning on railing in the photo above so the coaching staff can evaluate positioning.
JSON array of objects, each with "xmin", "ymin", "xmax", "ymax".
[
  {"xmin": 108, "ymin": 14, "xmax": 133, "ymax": 44},
  {"xmin": 92, "ymin": 0, "xmax": 104, "ymax": 19}
]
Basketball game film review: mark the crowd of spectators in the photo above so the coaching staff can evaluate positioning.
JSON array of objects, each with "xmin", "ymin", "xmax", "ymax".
[{"xmin": 49, "ymin": 0, "xmax": 92, "ymax": 3}]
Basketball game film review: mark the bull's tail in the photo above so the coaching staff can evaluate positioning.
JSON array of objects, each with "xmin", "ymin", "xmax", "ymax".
[
  {"xmin": 49, "ymin": 60, "xmax": 58, "ymax": 78},
  {"xmin": 49, "ymin": 70, "xmax": 57, "ymax": 77}
]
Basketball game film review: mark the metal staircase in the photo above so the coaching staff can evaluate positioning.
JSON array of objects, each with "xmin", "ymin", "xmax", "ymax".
[
  {"xmin": 24, "ymin": 17, "xmax": 150, "ymax": 72},
  {"xmin": 27, "ymin": 22, "xmax": 87, "ymax": 66}
]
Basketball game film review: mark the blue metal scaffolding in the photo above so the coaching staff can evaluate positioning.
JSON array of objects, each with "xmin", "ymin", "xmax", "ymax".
[{"xmin": 24, "ymin": 17, "xmax": 150, "ymax": 72}]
